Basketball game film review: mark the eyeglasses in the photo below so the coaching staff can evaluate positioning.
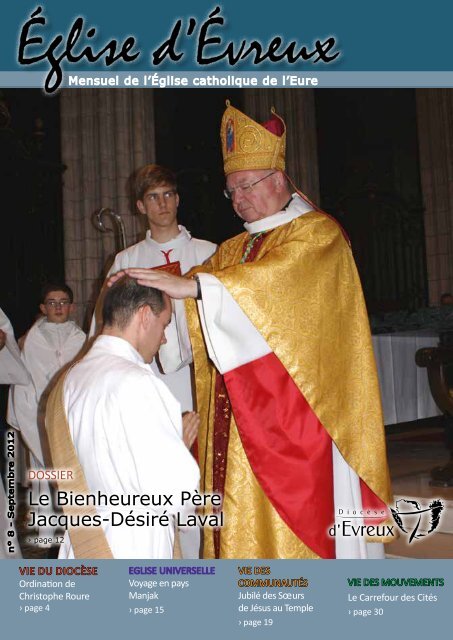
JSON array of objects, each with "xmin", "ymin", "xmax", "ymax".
[
  {"xmin": 145, "ymin": 190, "xmax": 177, "ymax": 204},
  {"xmin": 223, "ymin": 172, "xmax": 276, "ymax": 200},
  {"xmin": 45, "ymin": 299, "xmax": 71, "ymax": 308}
]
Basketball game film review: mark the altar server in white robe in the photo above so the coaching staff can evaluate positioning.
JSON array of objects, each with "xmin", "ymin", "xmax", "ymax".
[
  {"xmin": 10, "ymin": 283, "xmax": 86, "ymax": 466},
  {"xmin": 0, "ymin": 307, "xmax": 30, "ymax": 558},
  {"xmin": 9, "ymin": 283, "xmax": 85, "ymax": 541},
  {"xmin": 91, "ymin": 164, "xmax": 216, "ymax": 413},
  {"xmin": 57, "ymin": 276, "xmax": 200, "ymax": 559}
]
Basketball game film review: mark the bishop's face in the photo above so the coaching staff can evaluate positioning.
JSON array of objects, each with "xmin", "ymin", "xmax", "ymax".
[{"xmin": 225, "ymin": 169, "xmax": 286, "ymax": 223}]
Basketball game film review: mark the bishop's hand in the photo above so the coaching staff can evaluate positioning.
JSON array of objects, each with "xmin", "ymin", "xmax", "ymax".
[{"xmin": 107, "ymin": 268, "xmax": 198, "ymax": 299}]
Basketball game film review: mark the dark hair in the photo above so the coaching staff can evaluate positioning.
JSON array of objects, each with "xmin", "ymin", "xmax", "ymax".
[
  {"xmin": 102, "ymin": 276, "xmax": 165, "ymax": 329},
  {"xmin": 134, "ymin": 164, "xmax": 177, "ymax": 201},
  {"xmin": 41, "ymin": 282, "xmax": 74, "ymax": 304}
]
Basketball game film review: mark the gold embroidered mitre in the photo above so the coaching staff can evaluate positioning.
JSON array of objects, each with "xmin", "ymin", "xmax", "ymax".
[{"xmin": 220, "ymin": 101, "xmax": 286, "ymax": 175}]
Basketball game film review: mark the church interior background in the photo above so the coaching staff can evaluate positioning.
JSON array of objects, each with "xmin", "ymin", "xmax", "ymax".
[{"xmin": 1, "ymin": 87, "xmax": 453, "ymax": 558}]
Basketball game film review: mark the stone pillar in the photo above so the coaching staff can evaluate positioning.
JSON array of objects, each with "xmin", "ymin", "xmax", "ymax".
[
  {"xmin": 243, "ymin": 89, "xmax": 320, "ymax": 203},
  {"xmin": 416, "ymin": 89, "xmax": 453, "ymax": 305},
  {"xmin": 60, "ymin": 89, "xmax": 155, "ymax": 327}
]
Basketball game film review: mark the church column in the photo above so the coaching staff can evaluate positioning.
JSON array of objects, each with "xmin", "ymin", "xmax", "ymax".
[
  {"xmin": 243, "ymin": 90, "xmax": 320, "ymax": 202},
  {"xmin": 60, "ymin": 89, "xmax": 155, "ymax": 328},
  {"xmin": 416, "ymin": 89, "xmax": 453, "ymax": 305}
]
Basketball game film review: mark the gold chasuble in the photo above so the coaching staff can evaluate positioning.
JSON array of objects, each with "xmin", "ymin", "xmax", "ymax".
[{"xmin": 186, "ymin": 211, "xmax": 392, "ymax": 559}]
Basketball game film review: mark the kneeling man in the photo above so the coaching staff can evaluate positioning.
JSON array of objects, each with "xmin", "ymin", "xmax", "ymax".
[{"xmin": 46, "ymin": 276, "xmax": 200, "ymax": 559}]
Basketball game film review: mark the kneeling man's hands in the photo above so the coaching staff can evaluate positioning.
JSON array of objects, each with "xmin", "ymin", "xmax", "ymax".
[{"xmin": 182, "ymin": 411, "xmax": 200, "ymax": 449}]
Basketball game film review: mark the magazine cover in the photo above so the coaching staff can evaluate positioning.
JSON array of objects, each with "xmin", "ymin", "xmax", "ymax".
[{"xmin": 1, "ymin": 1, "xmax": 452, "ymax": 638}]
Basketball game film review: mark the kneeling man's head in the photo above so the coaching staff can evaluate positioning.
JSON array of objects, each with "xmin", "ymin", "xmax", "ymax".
[{"xmin": 102, "ymin": 276, "xmax": 171, "ymax": 364}]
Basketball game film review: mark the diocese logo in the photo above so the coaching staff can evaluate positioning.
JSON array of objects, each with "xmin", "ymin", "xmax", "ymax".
[{"xmin": 390, "ymin": 498, "xmax": 444, "ymax": 543}]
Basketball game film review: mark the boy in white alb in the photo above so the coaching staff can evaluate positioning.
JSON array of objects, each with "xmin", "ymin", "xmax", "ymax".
[{"xmin": 9, "ymin": 283, "xmax": 86, "ymax": 542}]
